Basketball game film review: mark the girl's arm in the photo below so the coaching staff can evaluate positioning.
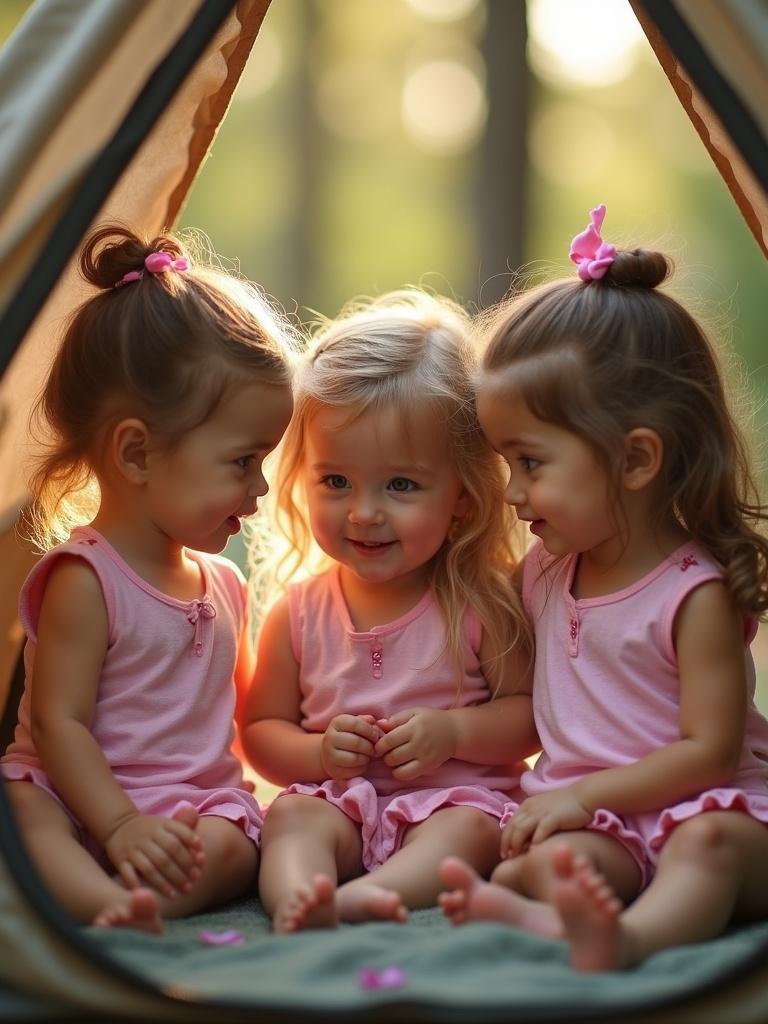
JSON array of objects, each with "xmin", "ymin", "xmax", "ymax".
[
  {"xmin": 448, "ymin": 627, "xmax": 537, "ymax": 764},
  {"xmin": 241, "ymin": 596, "xmax": 379, "ymax": 786},
  {"xmin": 504, "ymin": 581, "xmax": 746, "ymax": 852},
  {"xmin": 231, "ymin": 604, "xmax": 256, "ymax": 777},
  {"xmin": 233, "ymin": 605, "xmax": 256, "ymax": 727},
  {"xmin": 30, "ymin": 558, "xmax": 200, "ymax": 892}
]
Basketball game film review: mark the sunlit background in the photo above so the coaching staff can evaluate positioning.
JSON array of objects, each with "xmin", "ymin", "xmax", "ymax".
[{"xmin": 2, "ymin": 0, "xmax": 765, "ymax": 726}]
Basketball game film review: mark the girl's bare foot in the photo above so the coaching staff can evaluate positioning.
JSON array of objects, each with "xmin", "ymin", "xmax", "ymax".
[
  {"xmin": 172, "ymin": 804, "xmax": 206, "ymax": 886},
  {"xmin": 273, "ymin": 874, "xmax": 337, "ymax": 933},
  {"xmin": 552, "ymin": 845, "xmax": 625, "ymax": 971},
  {"xmin": 336, "ymin": 883, "xmax": 408, "ymax": 924},
  {"xmin": 438, "ymin": 856, "xmax": 562, "ymax": 938},
  {"xmin": 93, "ymin": 887, "xmax": 163, "ymax": 934}
]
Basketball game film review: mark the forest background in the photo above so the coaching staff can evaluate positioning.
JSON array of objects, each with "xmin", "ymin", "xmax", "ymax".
[{"xmin": 2, "ymin": 0, "xmax": 765, "ymax": 721}]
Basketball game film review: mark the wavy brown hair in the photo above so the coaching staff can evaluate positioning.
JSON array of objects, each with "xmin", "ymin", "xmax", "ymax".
[
  {"xmin": 477, "ymin": 249, "xmax": 768, "ymax": 617},
  {"xmin": 27, "ymin": 223, "xmax": 295, "ymax": 549}
]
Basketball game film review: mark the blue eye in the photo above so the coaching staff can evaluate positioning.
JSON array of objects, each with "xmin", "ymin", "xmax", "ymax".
[
  {"xmin": 322, "ymin": 474, "xmax": 349, "ymax": 490},
  {"xmin": 388, "ymin": 478, "xmax": 416, "ymax": 493},
  {"xmin": 519, "ymin": 457, "xmax": 540, "ymax": 472},
  {"xmin": 235, "ymin": 455, "xmax": 254, "ymax": 470}
]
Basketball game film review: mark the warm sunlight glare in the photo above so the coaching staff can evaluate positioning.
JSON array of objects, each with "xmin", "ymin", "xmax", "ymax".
[
  {"xmin": 528, "ymin": 0, "xmax": 645, "ymax": 88},
  {"xmin": 405, "ymin": 0, "xmax": 481, "ymax": 22}
]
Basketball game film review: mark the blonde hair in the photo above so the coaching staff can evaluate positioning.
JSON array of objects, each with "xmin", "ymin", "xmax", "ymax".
[
  {"xmin": 270, "ymin": 289, "xmax": 531, "ymax": 690},
  {"xmin": 26, "ymin": 224, "xmax": 295, "ymax": 551},
  {"xmin": 478, "ymin": 249, "xmax": 768, "ymax": 617}
]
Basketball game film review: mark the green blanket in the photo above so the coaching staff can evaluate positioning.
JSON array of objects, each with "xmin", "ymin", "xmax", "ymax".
[{"xmin": 80, "ymin": 896, "xmax": 768, "ymax": 1020}]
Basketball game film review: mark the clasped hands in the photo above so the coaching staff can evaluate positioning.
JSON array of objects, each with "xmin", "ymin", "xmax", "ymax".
[{"xmin": 320, "ymin": 707, "xmax": 457, "ymax": 782}]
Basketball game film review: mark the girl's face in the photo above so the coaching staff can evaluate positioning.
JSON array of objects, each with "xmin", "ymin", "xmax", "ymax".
[
  {"xmin": 303, "ymin": 403, "xmax": 468, "ymax": 592},
  {"xmin": 477, "ymin": 386, "xmax": 617, "ymax": 559},
  {"xmin": 145, "ymin": 380, "xmax": 293, "ymax": 554}
]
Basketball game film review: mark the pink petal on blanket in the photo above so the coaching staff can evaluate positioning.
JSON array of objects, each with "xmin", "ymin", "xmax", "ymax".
[
  {"xmin": 198, "ymin": 929, "xmax": 245, "ymax": 946},
  {"xmin": 358, "ymin": 965, "xmax": 407, "ymax": 989}
]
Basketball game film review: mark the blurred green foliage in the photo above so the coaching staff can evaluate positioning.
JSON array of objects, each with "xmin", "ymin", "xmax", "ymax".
[
  {"xmin": 3, "ymin": 0, "xmax": 763, "ymax": 420},
  {"xmin": 184, "ymin": 1, "xmax": 768, "ymax": 441}
]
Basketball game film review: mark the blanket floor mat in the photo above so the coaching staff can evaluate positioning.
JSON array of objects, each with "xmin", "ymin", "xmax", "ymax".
[{"xmin": 39, "ymin": 894, "xmax": 767, "ymax": 1023}]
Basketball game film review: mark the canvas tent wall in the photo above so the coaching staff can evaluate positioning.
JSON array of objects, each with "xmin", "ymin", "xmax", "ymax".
[{"xmin": 0, "ymin": 1, "xmax": 766, "ymax": 1022}]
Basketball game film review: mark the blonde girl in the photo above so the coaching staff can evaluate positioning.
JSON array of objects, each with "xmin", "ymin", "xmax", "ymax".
[
  {"xmin": 439, "ymin": 205, "xmax": 768, "ymax": 970},
  {"xmin": 1, "ymin": 225, "xmax": 294, "ymax": 932},
  {"xmin": 242, "ymin": 290, "xmax": 536, "ymax": 931}
]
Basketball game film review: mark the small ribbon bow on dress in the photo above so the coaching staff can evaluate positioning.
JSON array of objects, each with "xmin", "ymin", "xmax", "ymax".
[
  {"xmin": 568, "ymin": 204, "xmax": 616, "ymax": 282},
  {"xmin": 186, "ymin": 596, "xmax": 216, "ymax": 657}
]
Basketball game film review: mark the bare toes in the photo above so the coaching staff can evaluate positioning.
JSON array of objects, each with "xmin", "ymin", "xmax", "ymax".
[{"xmin": 439, "ymin": 856, "xmax": 481, "ymax": 893}]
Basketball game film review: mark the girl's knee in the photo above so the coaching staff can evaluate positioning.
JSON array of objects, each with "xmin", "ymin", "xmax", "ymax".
[
  {"xmin": 203, "ymin": 822, "xmax": 258, "ymax": 879},
  {"xmin": 5, "ymin": 781, "xmax": 73, "ymax": 834},
  {"xmin": 442, "ymin": 808, "xmax": 503, "ymax": 861},
  {"xmin": 450, "ymin": 806, "xmax": 501, "ymax": 841},
  {"xmin": 262, "ymin": 795, "xmax": 350, "ymax": 846},
  {"xmin": 262, "ymin": 795, "xmax": 317, "ymax": 835},
  {"xmin": 661, "ymin": 814, "xmax": 738, "ymax": 871}
]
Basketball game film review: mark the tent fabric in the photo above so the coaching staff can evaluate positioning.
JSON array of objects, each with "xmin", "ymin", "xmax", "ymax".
[
  {"xmin": 0, "ymin": 1, "xmax": 766, "ymax": 1021},
  {"xmin": 0, "ymin": 0, "xmax": 271, "ymax": 724},
  {"xmin": 631, "ymin": 0, "xmax": 768, "ymax": 257},
  {"xmin": 0, "ymin": 0, "xmax": 270, "ymax": 530}
]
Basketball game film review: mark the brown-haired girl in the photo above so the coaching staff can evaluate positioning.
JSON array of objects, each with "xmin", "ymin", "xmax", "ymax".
[
  {"xmin": 1, "ymin": 225, "xmax": 294, "ymax": 931},
  {"xmin": 439, "ymin": 205, "xmax": 768, "ymax": 970}
]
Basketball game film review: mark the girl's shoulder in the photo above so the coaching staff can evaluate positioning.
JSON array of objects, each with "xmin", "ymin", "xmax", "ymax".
[
  {"xmin": 19, "ymin": 527, "xmax": 111, "ymax": 642},
  {"xmin": 287, "ymin": 567, "xmax": 335, "ymax": 605}
]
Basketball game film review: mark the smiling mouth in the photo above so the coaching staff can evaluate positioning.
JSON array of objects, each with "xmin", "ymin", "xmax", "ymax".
[{"xmin": 348, "ymin": 539, "xmax": 396, "ymax": 554}]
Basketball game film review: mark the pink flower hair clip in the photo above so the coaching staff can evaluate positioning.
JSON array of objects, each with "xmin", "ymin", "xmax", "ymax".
[
  {"xmin": 569, "ymin": 204, "xmax": 616, "ymax": 282},
  {"xmin": 114, "ymin": 250, "xmax": 190, "ymax": 288}
]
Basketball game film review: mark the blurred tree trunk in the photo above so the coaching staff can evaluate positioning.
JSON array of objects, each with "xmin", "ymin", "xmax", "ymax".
[
  {"xmin": 476, "ymin": 0, "xmax": 529, "ymax": 308},
  {"xmin": 289, "ymin": 0, "xmax": 320, "ymax": 314}
]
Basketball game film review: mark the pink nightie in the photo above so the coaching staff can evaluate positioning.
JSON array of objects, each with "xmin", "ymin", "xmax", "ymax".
[
  {"xmin": 502, "ymin": 539, "xmax": 768, "ymax": 885},
  {"xmin": 277, "ymin": 564, "xmax": 526, "ymax": 870},
  {"xmin": 1, "ymin": 526, "xmax": 262, "ymax": 859}
]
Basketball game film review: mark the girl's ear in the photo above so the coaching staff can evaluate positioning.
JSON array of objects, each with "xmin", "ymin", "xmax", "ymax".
[
  {"xmin": 622, "ymin": 427, "xmax": 663, "ymax": 491},
  {"xmin": 111, "ymin": 418, "xmax": 151, "ymax": 483}
]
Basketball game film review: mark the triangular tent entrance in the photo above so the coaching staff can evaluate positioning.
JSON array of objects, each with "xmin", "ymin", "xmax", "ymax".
[{"xmin": 0, "ymin": 2, "xmax": 766, "ymax": 1021}]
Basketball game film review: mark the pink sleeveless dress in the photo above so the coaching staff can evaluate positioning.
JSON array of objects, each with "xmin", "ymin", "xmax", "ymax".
[
  {"xmin": 278, "ymin": 564, "xmax": 526, "ymax": 870},
  {"xmin": 1, "ymin": 526, "xmax": 262, "ymax": 857},
  {"xmin": 503, "ymin": 539, "xmax": 768, "ymax": 884}
]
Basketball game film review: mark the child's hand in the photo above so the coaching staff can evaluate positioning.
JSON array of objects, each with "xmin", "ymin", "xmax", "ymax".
[
  {"xmin": 104, "ymin": 813, "xmax": 204, "ymax": 898},
  {"xmin": 374, "ymin": 708, "xmax": 457, "ymax": 781},
  {"xmin": 500, "ymin": 789, "xmax": 593, "ymax": 858},
  {"xmin": 320, "ymin": 714, "xmax": 380, "ymax": 780}
]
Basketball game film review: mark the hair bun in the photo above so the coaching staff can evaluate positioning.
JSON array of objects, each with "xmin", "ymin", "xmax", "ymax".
[
  {"xmin": 79, "ymin": 223, "xmax": 186, "ymax": 290},
  {"xmin": 605, "ymin": 248, "xmax": 671, "ymax": 289}
]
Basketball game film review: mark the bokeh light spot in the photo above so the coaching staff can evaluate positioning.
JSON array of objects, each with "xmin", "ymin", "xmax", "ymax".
[{"xmin": 401, "ymin": 58, "xmax": 486, "ymax": 155}]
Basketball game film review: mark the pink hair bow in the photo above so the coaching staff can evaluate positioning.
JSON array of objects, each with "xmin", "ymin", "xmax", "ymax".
[
  {"xmin": 569, "ymin": 204, "xmax": 616, "ymax": 282},
  {"xmin": 144, "ymin": 251, "xmax": 189, "ymax": 274},
  {"xmin": 115, "ymin": 250, "xmax": 190, "ymax": 288}
]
